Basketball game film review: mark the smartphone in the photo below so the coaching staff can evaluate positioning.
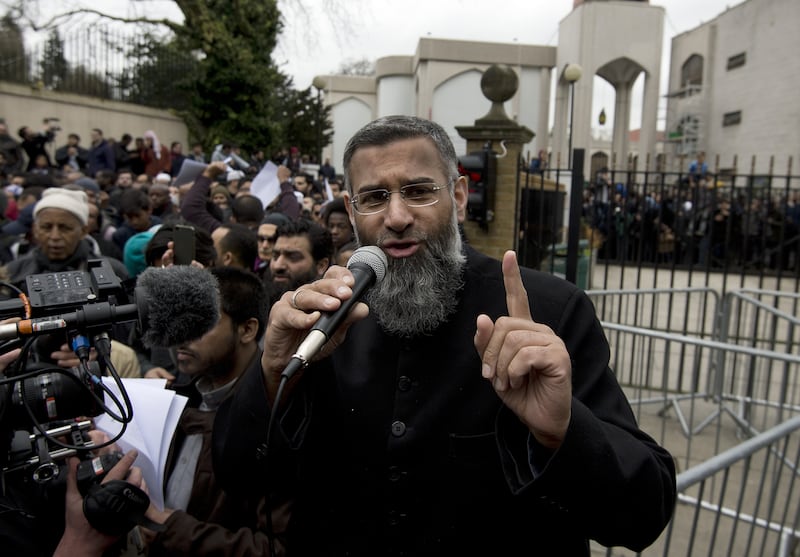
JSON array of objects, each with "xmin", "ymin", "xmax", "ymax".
[{"xmin": 173, "ymin": 224, "xmax": 196, "ymax": 266}]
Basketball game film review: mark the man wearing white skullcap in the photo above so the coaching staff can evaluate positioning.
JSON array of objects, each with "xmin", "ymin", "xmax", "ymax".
[{"xmin": 1, "ymin": 187, "xmax": 128, "ymax": 289}]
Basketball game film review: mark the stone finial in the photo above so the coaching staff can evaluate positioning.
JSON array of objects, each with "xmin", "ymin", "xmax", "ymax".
[{"xmin": 475, "ymin": 64, "xmax": 518, "ymax": 126}]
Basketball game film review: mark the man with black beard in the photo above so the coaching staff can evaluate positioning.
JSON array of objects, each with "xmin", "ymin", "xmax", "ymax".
[
  {"xmin": 267, "ymin": 218, "xmax": 333, "ymax": 305},
  {"xmin": 212, "ymin": 116, "xmax": 677, "ymax": 556}
]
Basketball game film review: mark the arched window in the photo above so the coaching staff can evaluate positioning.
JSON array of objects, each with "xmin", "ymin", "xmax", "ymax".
[{"xmin": 681, "ymin": 54, "xmax": 703, "ymax": 90}]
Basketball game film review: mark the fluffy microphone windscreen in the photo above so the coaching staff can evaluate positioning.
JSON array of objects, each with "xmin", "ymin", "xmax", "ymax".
[{"xmin": 135, "ymin": 266, "xmax": 220, "ymax": 348}]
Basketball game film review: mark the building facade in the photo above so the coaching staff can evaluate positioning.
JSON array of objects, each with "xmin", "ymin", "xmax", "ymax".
[
  {"xmin": 314, "ymin": 38, "xmax": 556, "ymax": 173},
  {"xmin": 664, "ymin": 0, "xmax": 800, "ymax": 175}
]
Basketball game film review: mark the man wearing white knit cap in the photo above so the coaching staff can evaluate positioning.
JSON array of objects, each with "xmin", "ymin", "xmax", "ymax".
[{"xmin": 1, "ymin": 187, "xmax": 128, "ymax": 290}]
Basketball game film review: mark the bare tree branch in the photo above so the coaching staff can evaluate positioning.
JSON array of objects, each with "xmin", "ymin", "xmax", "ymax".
[{"xmin": 23, "ymin": 6, "xmax": 183, "ymax": 34}]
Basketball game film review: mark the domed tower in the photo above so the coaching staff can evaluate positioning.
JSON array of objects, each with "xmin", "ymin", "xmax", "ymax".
[{"xmin": 553, "ymin": 0, "xmax": 664, "ymax": 174}]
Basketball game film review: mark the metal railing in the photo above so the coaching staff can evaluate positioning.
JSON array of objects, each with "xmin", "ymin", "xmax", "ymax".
[
  {"xmin": 586, "ymin": 286, "xmax": 800, "ymax": 555},
  {"xmin": 598, "ymin": 415, "xmax": 800, "ymax": 556},
  {"xmin": 1, "ymin": 26, "xmax": 190, "ymax": 108}
]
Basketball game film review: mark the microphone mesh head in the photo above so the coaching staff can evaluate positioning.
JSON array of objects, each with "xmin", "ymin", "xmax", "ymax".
[{"xmin": 347, "ymin": 245, "xmax": 388, "ymax": 283}]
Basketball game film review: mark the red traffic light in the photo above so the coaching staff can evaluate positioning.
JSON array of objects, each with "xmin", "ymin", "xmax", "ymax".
[{"xmin": 457, "ymin": 162, "xmax": 482, "ymax": 183}]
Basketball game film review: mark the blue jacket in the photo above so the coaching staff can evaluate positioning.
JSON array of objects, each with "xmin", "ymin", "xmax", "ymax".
[{"xmin": 87, "ymin": 139, "xmax": 116, "ymax": 177}]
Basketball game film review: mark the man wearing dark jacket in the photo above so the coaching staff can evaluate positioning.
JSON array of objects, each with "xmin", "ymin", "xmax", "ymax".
[
  {"xmin": 212, "ymin": 116, "xmax": 677, "ymax": 556},
  {"xmin": 144, "ymin": 267, "xmax": 287, "ymax": 556},
  {"xmin": 0, "ymin": 121, "xmax": 24, "ymax": 172},
  {"xmin": 18, "ymin": 122, "xmax": 56, "ymax": 171},
  {"xmin": 55, "ymin": 133, "xmax": 89, "ymax": 171},
  {"xmin": 87, "ymin": 128, "xmax": 116, "ymax": 178}
]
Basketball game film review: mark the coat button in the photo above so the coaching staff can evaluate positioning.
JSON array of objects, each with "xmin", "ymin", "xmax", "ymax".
[
  {"xmin": 391, "ymin": 420, "xmax": 407, "ymax": 437},
  {"xmin": 388, "ymin": 466, "xmax": 404, "ymax": 481},
  {"xmin": 397, "ymin": 376, "xmax": 412, "ymax": 391}
]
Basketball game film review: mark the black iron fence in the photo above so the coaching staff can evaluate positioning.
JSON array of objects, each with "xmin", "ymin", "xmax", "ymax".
[
  {"xmin": 0, "ymin": 26, "xmax": 192, "ymax": 110},
  {"xmin": 519, "ymin": 152, "xmax": 800, "ymax": 294}
]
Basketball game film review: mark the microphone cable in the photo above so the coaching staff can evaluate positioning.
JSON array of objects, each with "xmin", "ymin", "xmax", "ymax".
[
  {"xmin": 0, "ymin": 332, "xmax": 132, "ymax": 454},
  {"xmin": 261, "ymin": 371, "xmax": 291, "ymax": 557}
]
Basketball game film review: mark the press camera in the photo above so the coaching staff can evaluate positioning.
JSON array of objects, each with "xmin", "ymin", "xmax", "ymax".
[{"xmin": 0, "ymin": 258, "xmax": 134, "ymax": 489}]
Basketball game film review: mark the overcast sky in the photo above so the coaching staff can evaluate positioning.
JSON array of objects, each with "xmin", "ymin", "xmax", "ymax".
[
  {"xmin": 271, "ymin": 0, "xmax": 741, "ymax": 131},
  {"xmin": 29, "ymin": 0, "xmax": 741, "ymax": 129},
  {"xmin": 275, "ymin": 0, "xmax": 740, "ymax": 90},
  {"xmin": 34, "ymin": 0, "xmax": 740, "ymax": 90}
]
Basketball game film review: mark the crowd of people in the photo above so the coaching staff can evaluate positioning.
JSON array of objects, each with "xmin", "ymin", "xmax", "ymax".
[
  {"xmin": 583, "ymin": 159, "xmax": 800, "ymax": 271},
  {"xmin": 0, "ymin": 115, "xmax": 676, "ymax": 556}
]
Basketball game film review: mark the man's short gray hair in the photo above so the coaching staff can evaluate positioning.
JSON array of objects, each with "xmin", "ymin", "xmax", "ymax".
[{"xmin": 342, "ymin": 116, "xmax": 459, "ymax": 194}]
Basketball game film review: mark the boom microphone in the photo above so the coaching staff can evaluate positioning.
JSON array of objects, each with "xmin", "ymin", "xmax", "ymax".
[
  {"xmin": 134, "ymin": 265, "xmax": 220, "ymax": 347},
  {"xmin": 0, "ymin": 266, "xmax": 219, "ymax": 348},
  {"xmin": 282, "ymin": 245, "xmax": 387, "ymax": 380}
]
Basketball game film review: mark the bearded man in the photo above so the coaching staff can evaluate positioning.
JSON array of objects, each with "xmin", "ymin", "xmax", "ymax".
[
  {"xmin": 212, "ymin": 116, "xmax": 677, "ymax": 556},
  {"xmin": 144, "ymin": 266, "xmax": 291, "ymax": 555},
  {"xmin": 266, "ymin": 218, "xmax": 332, "ymax": 305}
]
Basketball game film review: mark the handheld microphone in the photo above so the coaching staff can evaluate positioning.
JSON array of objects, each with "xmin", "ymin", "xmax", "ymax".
[
  {"xmin": 282, "ymin": 245, "xmax": 387, "ymax": 380},
  {"xmin": 0, "ymin": 265, "xmax": 219, "ymax": 348}
]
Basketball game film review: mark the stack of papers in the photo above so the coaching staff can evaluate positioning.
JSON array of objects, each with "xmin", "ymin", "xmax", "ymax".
[{"xmin": 95, "ymin": 378, "xmax": 188, "ymax": 511}]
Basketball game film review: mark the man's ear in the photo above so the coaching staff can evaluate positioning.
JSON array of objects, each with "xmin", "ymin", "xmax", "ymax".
[
  {"xmin": 453, "ymin": 176, "xmax": 468, "ymax": 223},
  {"xmin": 343, "ymin": 192, "xmax": 355, "ymax": 225},
  {"xmin": 316, "ymin": 256, "xmax": 330, "ymax": 275},
  {"xmin": 238, "ymin": 317, "xmax": 259, "ymax": 344}
]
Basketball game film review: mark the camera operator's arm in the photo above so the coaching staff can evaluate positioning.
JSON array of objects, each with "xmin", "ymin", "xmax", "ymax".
[
  {"xmin": 54, "ymin": 450, "xmax": 144, "ymax": 557},
  {"xmin": 42, "ymin": 118, "xmax": 59, "ymax": 142}
]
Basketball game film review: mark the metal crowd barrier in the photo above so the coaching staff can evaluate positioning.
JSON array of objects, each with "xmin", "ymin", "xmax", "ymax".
[
  {"xmin": 585, "ymin": 287, "xmax": 800, "ymax": 555},
  {"xmin": 597, "ymin": 415, "xmax": 800, "ymax": 556},
  {"xmin": 714, "ymin": 289, "xmax": 800, "ymax": 434}
]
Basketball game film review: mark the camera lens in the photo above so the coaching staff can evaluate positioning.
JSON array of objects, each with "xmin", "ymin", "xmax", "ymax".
[{"xmin": 10, "ymin": 367, "xmax": 103, "ymax": 428}]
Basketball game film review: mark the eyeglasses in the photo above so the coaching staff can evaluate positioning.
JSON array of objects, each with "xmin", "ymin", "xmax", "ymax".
[
  {"xmin": 257, "ymin": 235, "xmax": 276, "ymax": 243},
  {"xmin": 350, "ymin": 181, "xmax": 451, "ymax": 215}
]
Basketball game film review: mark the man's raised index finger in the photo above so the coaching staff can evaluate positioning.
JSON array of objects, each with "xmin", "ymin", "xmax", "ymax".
[{"xmin": 502, "ymin": 250, "xmax": 532, "ymax": 320}]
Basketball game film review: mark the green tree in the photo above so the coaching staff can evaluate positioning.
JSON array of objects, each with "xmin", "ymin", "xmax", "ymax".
[
  {"xmin": 169, "ymin": 0, "xmax": 288, "ymax": 152},
  {"xmin": 39, "ymin": 29, "xmax": 68, "ymax": 89},
  {"xmin": 8, "ymin": 0, "xmax": 335, "ymax": 158},
  {"xmin": 119, "ymin": 32, "xmax": 198, "ymax": 112},
  {"xmin": 0, "ymin": 14, "xmax": 28, "ymax": 83},
  {"xmin": 60, "ymin": 65, "xmax": 112, "ymax": 98},
  {"xmin": 282, "ymin": 86, "xmax": 333, "ymax": 163}
]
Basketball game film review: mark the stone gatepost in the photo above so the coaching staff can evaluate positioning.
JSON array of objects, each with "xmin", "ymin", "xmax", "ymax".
[{"xmin": 456, "ymin": 64, "xmax": 534, "ymax": 261}]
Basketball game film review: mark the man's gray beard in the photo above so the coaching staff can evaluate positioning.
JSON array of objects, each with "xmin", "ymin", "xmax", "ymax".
[{"xmin": 362, "ymin": 213, "xmax": 466, "ymax": 338}]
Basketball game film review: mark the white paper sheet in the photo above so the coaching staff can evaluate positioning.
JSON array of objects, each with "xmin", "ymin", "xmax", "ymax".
[{"xmin": 95, "ymin": 378, "xmax": 187, "ymax": 511}]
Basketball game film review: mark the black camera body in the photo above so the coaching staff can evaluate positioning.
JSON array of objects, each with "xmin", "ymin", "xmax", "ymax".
[
  {"xmin": 0, "ymin": 260, "xmax": 154, "ymax": 548},
  {"xmin": 1, "ymin": 259, "xmax": 132, "ymax": 485},
  {"xmin": 25, "ymin": 258, "xmax": 128, "ymax": 318}
]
